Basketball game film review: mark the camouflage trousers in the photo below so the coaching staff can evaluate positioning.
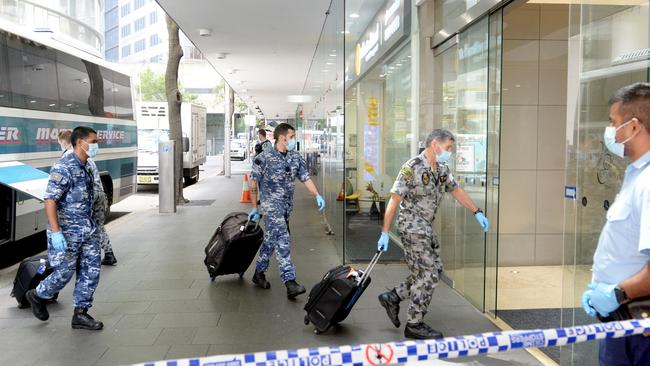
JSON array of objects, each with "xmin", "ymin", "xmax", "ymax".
[
  {"xmin": 36, "ymin": 233, "xmax": 101, "ymax": 309},
  {"xmin": 394, "ymin": 232, "xmax": 442, "ymax": 324},
  {"xmin": 255, "ymin": 208, "xmax": 296, "ymax": 283},
  {"xmin": 93, "ymin": 191, "xmax": 113, "ymax": 253}
]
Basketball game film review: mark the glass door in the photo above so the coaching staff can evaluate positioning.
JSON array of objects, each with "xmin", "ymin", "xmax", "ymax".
[
  {"xmin": 434, "ymin": 16, "xmax": 491, "ymax": 311},
  {"xmin": 562, "ymin": 2, "xmax": 650, "ymax": 364}
]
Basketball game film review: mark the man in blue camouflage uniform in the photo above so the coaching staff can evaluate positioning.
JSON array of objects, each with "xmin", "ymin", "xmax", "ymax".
[
  {"xmin": 376, "ymin": 129, "xmax": 489, "ymax": 339},
  {"xmin": 248, "ymin": 123, "xmax": 326, "ymax": 299},
  {"xmin": 26, "ymin": 126, "xmax": 104, "ymax": 330},
  {"xmin": 59, "ymin": 130, "xmax": 117, "ymax": 266}
]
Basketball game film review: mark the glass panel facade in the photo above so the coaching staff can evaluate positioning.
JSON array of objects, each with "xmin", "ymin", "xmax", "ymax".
[
  {"xmin": 427, "ymin": 0, "xmax": 650, "ymax": 364},
  {"xmin": 344, "ymin": 0, "xmax": 418, "ymax": 263},
  {"xmin": 560, "ymin": 2, "xmax": 650, "ymax": 364}
]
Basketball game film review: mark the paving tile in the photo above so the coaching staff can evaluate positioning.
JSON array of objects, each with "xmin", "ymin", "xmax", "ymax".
[
  {"xmin": 94, "ymin": 345, "xmax": 170, "ymax": 366},
  {"xmin": 154, "ymin": 327, "xmax": 198, "ymax": 345},
  {"xmin": 113, "ymin": 313, "xmax": 156, "ymax": 329},
  {"xmin": 149, "ymin": 312, "xmax": 221, "ymax": 328},
  {"xmin": 145, "ymin": 299, "xmax": 239, "ymax": 314},
  {"xmin": 165, "ymin": 344, "xmax": 210, "ymax": 359}
]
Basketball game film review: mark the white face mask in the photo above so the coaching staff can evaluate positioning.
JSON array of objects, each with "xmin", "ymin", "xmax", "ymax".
[{"xmin": 604, "ymin": 119, "xmax": 636, "ymax": 158}]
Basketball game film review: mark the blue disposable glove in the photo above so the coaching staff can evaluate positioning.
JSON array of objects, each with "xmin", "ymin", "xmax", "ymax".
[
  {"xmin": 316, "ymin": 195, "xmax": 326, "ymax": 212},
  {"xmin": 581, "ymin": 291, "xmax": 597, "ymax": 317},
  {"xmin": 377, "ymin": 232, "xmax": 389, "ymax": 252},
  {"xmin": 248, "ymin": 208, "xmax": 260, "ymax": 223},
  {"xmin": 475, "ymin": 211, "xmax": 489, "ymax": 232},
  {"xmin": 582, "ymin": 282, "xmax": 619, "ymax": 317},
  {"xmin": 50, "ymin": 231, "xmax": 67, "ymax": 252}
]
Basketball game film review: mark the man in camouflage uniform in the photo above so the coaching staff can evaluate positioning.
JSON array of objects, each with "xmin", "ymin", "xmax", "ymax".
[
  {"xmin": 377, "ymin": 129, "xmax": 489, "ymax": 339},
  {"xmin": 59, "ymin": 130, "xmax": 117, "ymax": 265},
  {"xmin": 26, "ymin": 126, "xmax": 104, "ymax": 330},
  {"xmin": 247, "ymin": 123, "xmax": 326, "ymax": 299}
]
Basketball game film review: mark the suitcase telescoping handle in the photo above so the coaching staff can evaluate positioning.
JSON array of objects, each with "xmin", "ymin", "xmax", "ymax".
[
  {"xmin": 358, "ymin": 250, "xmax": 381, "ymax": 286},
  {"xmin": 240, "ymin": 217, "xmax": 260, "ymax": 232}
]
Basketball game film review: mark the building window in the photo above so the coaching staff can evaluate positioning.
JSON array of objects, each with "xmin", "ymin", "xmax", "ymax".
[
  {"xmin": 121, "ymin": 3, "xmax": 130, "ymax": 17},
  {"xmin": 150, "ymin": 54, "xmax": 163, "ymax": 63},
  {"xmin": 121, "ymin": 24, "xmax": 131, "ymax": 38},
  {"xmin": 121, "ymin": 44, "xmax": 131, "ymax": 57},
  {"xmin": 150, "ymin": 34, "xmax": 160, "ymax": 47},
  {"xmin": 105, "ymin": 7, "xmax": 118, "ymax": 30},
  {"xmin": 134, "ymin": 0, "xmax": 145, "ymax": 10},
  {"xmin": 106, "ymin": 0, "xmax": 118, "ymax": 9},
  {"xmin": 134, "ymin": 17, "xmax": 145, "ymax": 32},
  {"xmin": 105, "ymin": 47, "xmax": 119, "ymax": 62},
  {"xmin": 149, "ymin": 11, "xmax": 158, "ymax": 25},
  {"xmin": 134, "ymin": 39, "xmax": 146, "ymax": 53}
]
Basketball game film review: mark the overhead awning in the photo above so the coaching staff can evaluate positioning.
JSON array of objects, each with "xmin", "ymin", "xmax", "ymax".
[{"xmin": 0, "ymin": 162, "xmax": 49, "ymax": 202}]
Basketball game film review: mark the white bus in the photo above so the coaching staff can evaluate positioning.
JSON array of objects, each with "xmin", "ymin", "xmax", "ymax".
[{"xmin": 0, "ymin": 26, "xmax": 137, "ymax": 246}]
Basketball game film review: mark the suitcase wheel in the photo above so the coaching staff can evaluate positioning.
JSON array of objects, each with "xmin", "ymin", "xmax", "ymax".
[
  {"xmin": 314, "ymin": 329, "xmax": 323, "ymax": 335},
  {"xmin": 210, "ymin": 276, "xmax": 216, "ymax": 282},
  {"xmin": 17, "ymin": 300, "xmax": 29, "ymax": 309},
  {"xmin": 238, "ymin": 272, "xmax": 245, "ymax": 279},
  {"xmin": 303, "ymin": 316, "xmax": 309, "ymax": 325}
]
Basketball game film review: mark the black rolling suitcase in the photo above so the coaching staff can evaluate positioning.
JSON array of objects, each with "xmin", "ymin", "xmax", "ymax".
[
  {"xmin": 204, "ymin": 212, "xmax": 264, "ymax": 280},
  {"xmin": 304, "ymin": 251, "xmax": 381, "ymax": 334},
  {"xmin": 11, "ymin": 255, "xmax": 59, "ymax": 308}
]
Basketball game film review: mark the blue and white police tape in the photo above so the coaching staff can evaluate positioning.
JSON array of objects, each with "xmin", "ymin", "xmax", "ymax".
[{"xmin": 134, "ymin": 318, "xmax": 650, "ymax": 366}]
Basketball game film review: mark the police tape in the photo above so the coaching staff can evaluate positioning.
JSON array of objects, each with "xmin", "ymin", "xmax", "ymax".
[{"xmin": 135, "ymin": 318, "xmax": 650, "ymax": 366}]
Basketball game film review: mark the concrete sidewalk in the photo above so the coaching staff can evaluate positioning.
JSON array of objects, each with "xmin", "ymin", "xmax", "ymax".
[{"xmin": 0, "ymin": 157, "xmax": 543, "ymax": 366}]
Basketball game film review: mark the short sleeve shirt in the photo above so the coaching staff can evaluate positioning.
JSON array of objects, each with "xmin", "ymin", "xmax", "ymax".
[
  {"xmin": 251, "ymin": 147, "xmax": 310, "ymax": 211},
  {"xmin": 592, "ymin": 151, "xmax": 650, "ymax": 284},
  {"xmin": 391, "ymin": 152, "xmax": 458, "ymax": 235},
  {"xmin": 44, "ymin": 152, "xmax": 95, "ymax": 239}
]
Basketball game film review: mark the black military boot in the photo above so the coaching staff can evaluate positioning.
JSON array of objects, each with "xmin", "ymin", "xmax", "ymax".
[
  {"xmin": 378, "ymin": 289, "xmax": 401, "ymax": 328},
  {"xmin": 252, "ymin": 270, "xmax": 271, "ymax": 289},
  {"xmin": 101, "ymin": 251, "xmax": 117, "ymax": 266},
  {"xmin": 285, "ymin": 280, "xmax": 306, "ymax": 299},
  {"xmin": 404, "ymin": 322, "xmax": 443, "ymax": 340},
  {"xmin": 25, "ymin": 289, "xmax": 49, "ymax": 321},
  {"xmin": 71, "ymin": 308, "xmax": 103, "ymax": 330}
]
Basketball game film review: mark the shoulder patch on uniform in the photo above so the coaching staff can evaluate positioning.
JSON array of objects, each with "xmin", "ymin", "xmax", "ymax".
[
  {"xmin": 50, "ymin": 172, "xmax": 64, "ymax": 183},
  {"xmin": 400, "ymin": 166, "xmax": 414, "ymax": 182},
  {"xmin": 407, "ymin": 157, "xmax": 421, "ymax": 168},
  {"xmin": 422, "ymin": 172, "xmax": 430, "ymax": 185},
  {"xmin": 439, "ymin": 175, "xmax": 447, "ymax": 183}
]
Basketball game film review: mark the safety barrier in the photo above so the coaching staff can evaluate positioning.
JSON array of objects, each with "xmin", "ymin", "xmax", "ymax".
[{"xmin": 134, "ymin": 318, "xmax": 650, "ymax": 366}]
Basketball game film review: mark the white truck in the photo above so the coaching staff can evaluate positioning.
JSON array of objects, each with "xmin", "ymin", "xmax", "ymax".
[{"xmin": 136, "ymin": 102, "xmax": 207, "ymax": 185}]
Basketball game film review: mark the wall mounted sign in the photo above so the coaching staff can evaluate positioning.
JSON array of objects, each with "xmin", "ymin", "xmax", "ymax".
[{"xmin": 345, "ymin": 0, "xmax": 411, "ymax": 88}]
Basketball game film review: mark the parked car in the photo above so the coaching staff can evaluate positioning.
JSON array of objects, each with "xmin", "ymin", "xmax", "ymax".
[{"xmin": 230, "ymin": 139, "xmax": 247, "ymax": 160}]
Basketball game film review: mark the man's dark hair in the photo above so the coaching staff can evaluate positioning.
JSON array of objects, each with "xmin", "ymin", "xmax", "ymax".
[
  {"xmin": 609, "ymin": 82, "xmax": 650, "ymax": 132},
  {"xmin": 258, "ymin": 129, "xmax": 266, "ymax": 138},
  {"xmin": 273, "ymin": 123, "xmax": 295, "ymax": 141},
  {"xmin": 71, "ymin": 126, "xmax": 97, "ymax": 147}
]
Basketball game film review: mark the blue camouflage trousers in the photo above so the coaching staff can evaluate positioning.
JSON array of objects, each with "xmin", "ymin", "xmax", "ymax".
[
  {"xmin": 36, "ymin": 232, "xmax": 101, "ymax": 309},
  {"xmin": 255, "ymin": 208, "xmax": 296, "ymax": 283}
]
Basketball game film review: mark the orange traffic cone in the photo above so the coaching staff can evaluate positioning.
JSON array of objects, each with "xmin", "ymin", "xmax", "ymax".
[
  {"xmin": 240, "ymin": 174, "xmax": 252, "ymax": 203},
  {"xmin": 336, "ymin": 183, "xmax": 345, "ymax": 201}
]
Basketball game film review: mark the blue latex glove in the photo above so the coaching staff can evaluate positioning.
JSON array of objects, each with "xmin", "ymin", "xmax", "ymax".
[
  {"xmin": 581, "ymin": 291, "xmax": 597, "ymax": 317},
  {"xmin": 248, "ymin": 208, "xmax": 260, "ymax": 223},
  {"xmin": 582, "ymin": 283, "xmax": 619, "ymax": 317},
  {"xmin": 316, "ymin": 195, "xmax": 325, "ymax": 212},
  {"xmin": 475, "ymin": 211, "xmax": 489, "ymax": 232},
  {"xmin": 377, "ymin": 232, "xmax": 389, "ymax": 252},
  {"xmin": 50, "ymin": 231, "xmax": 67, "ymax": 252}
]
